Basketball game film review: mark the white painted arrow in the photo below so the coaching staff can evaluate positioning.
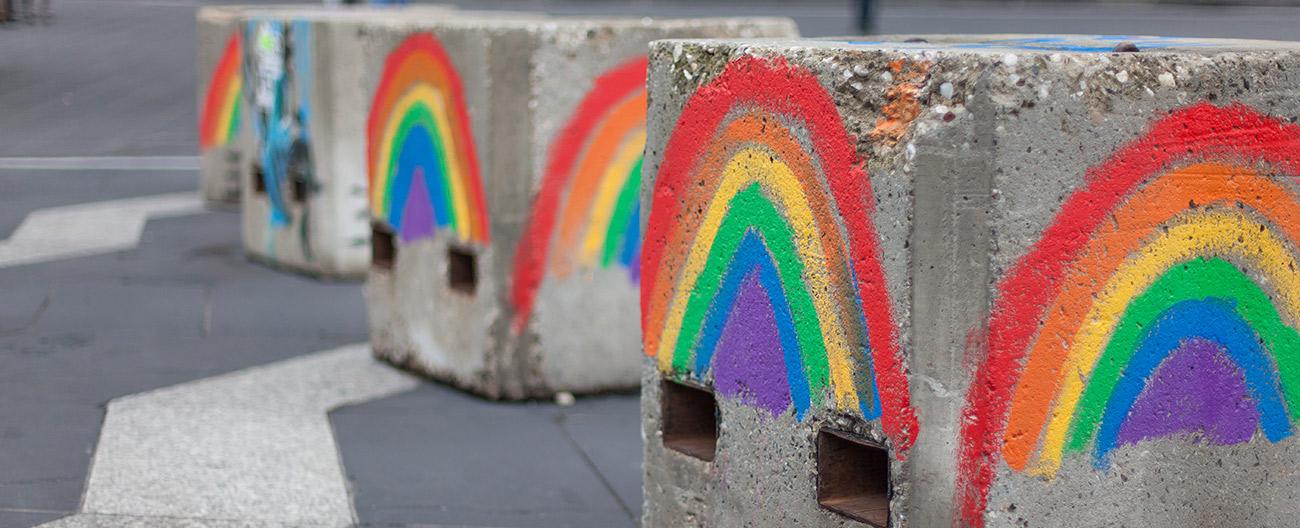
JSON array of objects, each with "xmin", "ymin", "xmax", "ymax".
[{"xmin": 0, "ymin": 192, "xmax": 204, "ymax": 268}]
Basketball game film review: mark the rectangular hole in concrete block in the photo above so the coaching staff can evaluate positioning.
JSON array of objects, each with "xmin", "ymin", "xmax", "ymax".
[
  {"xmin": 371, "ymin": 224, "xmax": 395, "ymax": 270},
  {"xmin": 290, "ymin": 175, "xmax": 308, "ymax": 203},
  {"xmin": 660, "ymin": 379, "xmax": 717, "ymax": 462},
  {"xmin": 817, "ymin": 429, "xmax": 890, "ymax": 527},
  {"xmin": 447, "ymin": 246, "xmax": 477, "ymax": 295},
  {"xmin": 251, "ymin": 164, "xmax": 267, "ymax": 194}
]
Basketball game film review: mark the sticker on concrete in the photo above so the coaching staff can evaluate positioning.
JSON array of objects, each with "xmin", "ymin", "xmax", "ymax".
[
  {"xmin": 199, "ymin": 31, "xmax": 243, "ymax": 151},
  {"xmin": 642, "ymin": 55, "xmax": 918, "ymax": 451},
  {"xmin": 958, "ymin": 103, "xmax": 1300, "ymax": 526},
  {"xmin": 367, "ymin": 32, "xmax": 489, "ymax": 245},
  {"xmin": 511, "ymin": 57, "xmax": 648, "ymax": 332},
  {"xmin": 247, "ymin": 19, "xmax": 315, "ymax": 231}
]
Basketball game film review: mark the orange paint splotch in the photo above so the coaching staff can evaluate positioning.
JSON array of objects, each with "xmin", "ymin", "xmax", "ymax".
[{"xmin": 871, "ymin": 59, "xmax": 931, "ymax": 145}]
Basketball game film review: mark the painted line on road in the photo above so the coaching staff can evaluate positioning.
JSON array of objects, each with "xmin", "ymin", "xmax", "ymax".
[
  {"xmin": 0, "ymin": 156, "xmax": 198, "ymax": 171},
  {"xmin": 0, "ymin": 192, "xmax": 204, "ymax": 268},
  {"xmin": 41, "ymin": 344, "xmax": 419, "ymax": 528}
]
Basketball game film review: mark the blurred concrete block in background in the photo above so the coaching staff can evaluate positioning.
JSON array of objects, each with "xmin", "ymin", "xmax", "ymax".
[
  {"xmin": 198, "ymin": 5, "xmax": 457, "ymax": 210},
  {"xmin": 639, "ymin": 34, "xmax": 1300, "ymax": 528},
  {"xmin": 196, "ymin": 5, "xmax": 256, "ymax": 206},
  {"xmin": 233, "ymin": 5, "xmax": 457, "ymax": 278},
  {"xmin": 364, "ymin": 15, "xmax": 797, "ymax": 400}
]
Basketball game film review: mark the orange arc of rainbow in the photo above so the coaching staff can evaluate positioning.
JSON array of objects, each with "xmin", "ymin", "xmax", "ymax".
[
  {"xmin": 1002, "ymin": 162, "xmax": 1300, "ymax": 470},
  {"xmin": 199, "ymin": 32, "xmax": 242, "ymax": 150},
  {"xmin": 549, "ymin": 91, "xmax": 647, "ymax": 277}
]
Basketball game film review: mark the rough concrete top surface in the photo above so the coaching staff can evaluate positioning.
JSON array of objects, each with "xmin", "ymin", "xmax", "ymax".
[
  {"xmin": 204, "ymin": 4, "xmax": 792, "ymax": 34},
  {"xmin": 199, "ymin": 4, "xmax": 451, "ymax": 16},
  {"xmin": 542, "ymin": 15, "xmax": 795, "ymax": 30},
  {"xmin": 655, "ymin": 33, "xmax": 1300, "ymax": 55},
  {"xmin": 228, "ymin": 4, "xmax": 461, "ymax": 22},
  {"xmin": 335, "ymin": 11, "xmax": 794, "ymax": 33},
  {"xmin": 205, "ymin": 4, "xmax": 794, "ymax": 33}
]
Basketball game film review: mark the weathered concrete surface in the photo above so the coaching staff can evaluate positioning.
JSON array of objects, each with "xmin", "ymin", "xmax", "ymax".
[
  {"xmin": 641, "ymin": 35, "xmax": 1300, "ymax": 528},
  {"xmin": 901, "ymin": 35, "xmax": 1300, "ymax": 528},
  {"xmin": 365, "ymin": 16, "xmax": 797, "ymax": 400}
]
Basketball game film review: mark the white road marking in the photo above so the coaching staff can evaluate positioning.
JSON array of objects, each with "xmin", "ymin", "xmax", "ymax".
[
  {"xmin": 42, "ymin": 344, "xmax": 419, "ymax": 528},
  {"xmin": 0, "ymin": 156, "xmax": 198, "ymax": 171},
  {"xmin": 0, "ymin": 192, "xmax": 203, "ymax": 268}
]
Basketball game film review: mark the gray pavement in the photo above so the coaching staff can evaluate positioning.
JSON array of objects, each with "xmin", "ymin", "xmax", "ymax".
[
  {"xmin": 6, "ymin": 0, "xmax": 1300, "ymax": 527},
  {"xmin": 0, "ymin": 203, "xmax": 371, "ymax": 523},
  {"xmin": 333, "ymin": 387, "xmax": 641, "ymax": 527}
]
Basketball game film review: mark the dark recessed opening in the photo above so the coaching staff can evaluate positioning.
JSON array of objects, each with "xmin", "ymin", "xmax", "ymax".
[
  {"xmin": 251, "ymin": 165, "xmax": 267, "ymax": 194},
  {"xmin": 288, "ymin": 138, "xmax": 311, "ymax": 202},
  {"xmin": 660, "ymin": 380, "xmax": 718, "ymax": 462},
  {"xmin": 817, "ymin": 429, "xmax": 891, "ymax": 527},
  {"xmin": 290, "ymin": 175, "xmax": 309, "ymax": 202},
  {"xmin": 447, "ymin": 246, "xmax": 477, "ymax": 295},
  {"xmin": 371, "ymin": 224, "xmax": 395, "ymax": 270}
]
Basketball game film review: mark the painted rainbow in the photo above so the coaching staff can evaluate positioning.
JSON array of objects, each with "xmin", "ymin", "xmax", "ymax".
[
  {"xmin": 511, "ymin": 57, "xmax": 648, "ymax": 332},
  {"xmin": 641, "ymin": 56, "xmax": 917, "ymax": 451},
  {"xmin": 199, "ymin": 32, "xmax": 243, "ymax": 150},
  {"xmin": 367, "ymin": 33, "xmax": 489, "ymax": 244},
  {"xmin": 957, "ymin": 103, "xmax": 1300, "ymax": 527}
]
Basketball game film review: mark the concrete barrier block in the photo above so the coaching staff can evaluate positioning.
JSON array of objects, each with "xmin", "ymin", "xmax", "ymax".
[
  {"xmin": 641, "ymin": 35, "xmax": 1300, "ymax": 528},
  {"xmin": 364, "ymin": 16, "xmax": 798, "ymax": 400},
  {"xmin": 236, "ymin": 6, "xmax": 456, "ymax": 277},
  {"xmin": 197, "ymin": 6, "xmax": 253, "ymax": 206}
]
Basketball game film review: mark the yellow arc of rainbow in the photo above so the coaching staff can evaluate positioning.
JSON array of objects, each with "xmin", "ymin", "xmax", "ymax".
[
  {"xmin": 1032, "ymin": 209, "xmax": 1300, "ymax": 475},
  {"xmin": 576, "ymin": 128, "xmax": 646, "ymax": 267},
  {"xmin": 215, "ymin": 72, "xmax": 242, "ymax": 144},
  {"xmin": 656, "ymin": 145, "xmax": 860, "ymax": 410}
]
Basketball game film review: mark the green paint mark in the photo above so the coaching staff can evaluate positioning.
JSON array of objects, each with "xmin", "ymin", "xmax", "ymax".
[
  {"xmin": 670, "ymin": 182, "xmax": 830, "ymax": 406},
  {"xmin": 387, "ymin": 102, "xmax": 456, "ymax": 232},
  {"xmin": 225, "ymin": 88, "xmax": 243, "ymax": 144},
  {"xmin": 1066, "ymin": 256, "xmax": 1300, "ymax": 453},
  {"xmin": 601, "ymin": 156, "xmax": 642, "ymax": 267}
]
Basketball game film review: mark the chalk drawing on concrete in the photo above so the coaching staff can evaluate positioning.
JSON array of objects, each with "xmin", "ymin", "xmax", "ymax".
[
  {"xmin": 511, "ymin": 57, "xmax": 648, "ymax": 332},
  {"xmin": 367, "ymin": 33, "xmax": 489, "ymax": 245},
  {"xmin": 642, "ymin": 56, "xmax": 917, "ymax": 451},
  {"xmin": 199, "ymin": 31, "xmax": 243, "ymax": 150},
  {"xmin": 957, "ymin": 103, "xmax": 1300, "ymax": 527},
  {"xmin": 247, "ymin": 19, "xmax": 316, "ymax": 241}
]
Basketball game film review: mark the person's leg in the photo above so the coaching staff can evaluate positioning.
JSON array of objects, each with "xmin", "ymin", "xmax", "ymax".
[{"xmin": 857, "ymin": 0, "xmax": 875, "ymax": 34}]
